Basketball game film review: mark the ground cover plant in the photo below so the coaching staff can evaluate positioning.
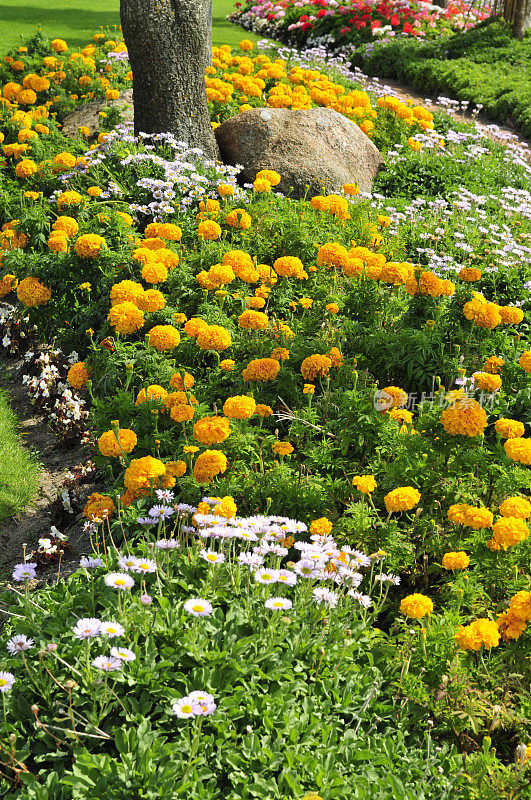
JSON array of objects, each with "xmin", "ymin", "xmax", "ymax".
[{"xmin": 0, "ymin": 27, "xmax": 531, "ymax": 800}]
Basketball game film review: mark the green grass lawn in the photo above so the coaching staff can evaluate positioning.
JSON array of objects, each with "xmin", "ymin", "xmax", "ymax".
[
  {"xmin": 0, "ymin": 0, "xmax": 257, "ymax": 52},
  {"xmin": 0, "ymin": 389, "xmax": 40, "ymax": 521}
]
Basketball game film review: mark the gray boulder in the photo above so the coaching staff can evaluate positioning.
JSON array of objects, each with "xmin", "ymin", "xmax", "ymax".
[
  {"xmin": 214, "ymin": 106, "xmax": 385, "ymax": 198},
  {"xmin": 60, "ymin": 89, "xmax": 133, "ymax": 138}
]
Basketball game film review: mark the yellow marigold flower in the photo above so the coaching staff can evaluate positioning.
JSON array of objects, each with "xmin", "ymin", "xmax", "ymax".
[
  {"xmin": 271, "ymin": 347, "xmax": 289, "ymax": 361},
  {"xmin": 183, "ymin": 445, "xmax": 199, "ymax": 454},
  {"xmin": 255, "ymin": 403, "xmax": 273, "ymax": 417},
  {"xmin": 504, "ymin": 438, "xmax": 531, "ymax": 465},
  {"xmin": 47, "ymin": 230, "xmax": 69, "ymax": 253},
  {"xmin": 442, "ymin": 551, "xmax": 470, "ymax": 570},
  {"xmin": 316, "ymin": 243, "xmax": 349, "ymax": 270},
  {"xmin": 184, "ymin": 317, "xmax": 208, "ymax": 338},
  {"xmin": 239, "ymin": 39, "xmax": 254, "ymax": 51},
  {"xmin": 299, "ymin": 297, "xmax": 313, "ymax": 309},
  {"xmin": 343, "ymin": 183, "xmax": 359, "ymax": 195},
  {"xmin": 16, "ymin": 276, "xmax": 51, "ymax": 307},
  {"xmin": 223, "ymin": 250, "xmax": 259, "ymax": 282},
  {"xmin": 0, "ymin": 274, "xmax": 17, "ymax": 298},
  {"xmin": 173, "ymin": 312, "xmax": 187, "ymax": 324},
  {"xmin": 507, "ymin": 591, "xmax": 531, "ymax": 620},
  {"xmin": 51, "ymin": 38, "xmax": 68, "ymax": 52},
  {"xmin": 137, "ymin": 288, "xmax": 165, "ymax": 312},
  {"xmin": 473, "ymin": 372, "xmax": 501, "ymax": 392},
  {"xmin": 108, "ymin": 301, "xmax": 144, "ymax": 335},
  {"xmin": 136, "ymin": 385, "xmax": 168, "ymax": 405},
  {"xmin": 377, "ymin": 215, "xmax": 391, "ymax": 228},
  {"xmin": 242, "ymin": 358, "xmax": 280, "ymax": 382},
  {"xmin": 441, "ymin": 399, "xmax": 487, "ymax": 437},
  {"xmin": 98, "ymin": 429, "xmax": 137, "ymax": 457},
  {"xmin": 141, "ymin": 261, "xmax": 168, "ymax": 284},
  {"xmin": 193, "ymin": 449, "xmax": 227, "ymax": 484},
  {"xmin": 519, "ymin": 351, "xmax": 531, "ymax": 373},
  {"xmin": 389, "ymin": 408, "xmax": 413, "ymax": 424},
  {"xmin": 459, "ymin": 267, "xmax": 482, "ymax": 282},
  {"xmin": 213, "ymin": 495, "xmax": 237, "ymax": 519},
  {"xmin": 197, "ymin": 324, "xmax": 232, "ymax": 352},
  {"xmin": 218, "ymin": 183, "xmax": 235, "ymax": 197},
  {"xmin": 124, "ymin": 456, "xmax": 166, "ymax": 491},
  {"xmin": 253, "ymin": 177, "xmax": 271, "ymax": 193},
  {"xmin": 16, "ymin": 89, "xmax": 37, "ymax": 105},
  {"xmin": 220, "ymin": 359, "xmax": 235, "ymax": 371},
  {"xmin": 245, "ymin": 296, "xmax": 266, "ymax": 309},
  {"xmin": 169, "ymin": 372, "xmax": 194, "ymax": 391},
  {"xmin": 381, "ymin": 386, "xmax": 408, "ymax": 409},
  {"xmin": 484, "ymin": 355, "xmax": 505, "ymax": 374},
  {"xmin": 223, "ymin": 395, "xmax": 256, "ymax": 419},
  {"xmin": 110, "ymin": 280, "xmax": 144, "ymax": 307},
  {"xmin": 238, "ymin": 309, "xmax": 269, "ymax": 330},
  {"xmin": 74, "ymin": 233, "xmax": 106, "ymax": 258},
  {"xmin": 53, "ymin": 151, "xmax": 77, "ymax": 171},
  {"xmin": 24, "ymin": 191, "xmax": 41, "ymax": 200},
  {"xmin": 499, "ymin": 496, "xmax": 531, "ymax": 519},
  {"xmin": 499, "ymin": 306, "xmax": 524, "ymax": 325},
  {"xmin": 492, "ymin": 516, "xmax": 529, "ymax": 549},
  {"xmin": 83, "ymin": 492, "xmax": 115, "ymax": 521},
  {"xmin": 475, "ymin": 303, "xmax": 502, "ymax": 329},
  {"xmin": 309, "ymin": 517, "xmax": 333, "ymax": 536},
  {"xmin": 326, "ymin": 303, "xmax": 339, "ymax": 314},
  {"xmin": 447, "ymin": 503, "xmax": 469, "ymax": 525},
  {"xmin": 147, "ymin": 325, "xmax": 180, "ymax": 351},
  {"xmin": 352, "ymin": 475, "xmax": 377, "ymax": 493},
  {"xmin": 273, "ymin": 255, "xmax": 306, "ymax": 278},
  {"xmin": 87, "ymin": 185, "xmax": 102, "ymax": 197},
  {"xmin": 380, "ymin": 262, "xmax": 410, "ymax": 285},
  {"xmin": 170, "ymin": 404, "xmax": 195, "ymax": 423},
  {"xmin": 486, "ymin": 537, "xmax": 501, "ymax": 551},
  {"xmin": 328, "ymin": 346, "xmax": 343, "ymax": 368},
  {"xmin": 57, "ymin": 191, "xmax": 84, "ymax": 209},
  {"xmin": 256, "ymin": 169, "xmax": 281, "ymax": 186},
  {"xmin": 301, "ymin": 354, "xmax": 332, "ymax": 381},
  {"xmin": 456, "ymin": 619, "xmax": 500, "ymax": 650},
  {"xmin": 272, "ymin": 441, "xmax": 294, "ymax": 456},
  {"xmin": 52, "ymin": 216, "xmax": 79, "ymax": 237},
  {"xmin": 198, "ymin": 220, "xmax": 222, "ymax": 240},
  {"xmin": 193, "ymin": 416, "xmax": 230, "ymax": 445},
  {"xmin": 463, "ymin": 506, "xmax": 493, "ymax": 530},
  {"xmin": 67, "ymin": 361, "xmax": 90, "ymax": 390},
  {"xmin": 400, "ymin": 593, "xmax": 433, "ymax": 619},
  {"xmin": 384, "ymin": 486, "xmax": 420, "ymax": 513},
  {"xmin": 225, "ymin": 208, "xmax": 252, "ymax": 229},
  {"xmin": 14, "ymin": 159, "xmax": 38, "ymax": 178},
  {"xmin": 495, "ymin": 418, "xmax": 524, "ymax": 439},
  {"xmin": 162, "ymin": 390, "xmax": 197, "ymax": 411},
  {"xmin": 497, "ymin": 610, "xmax": 527, "ymax": 641}
]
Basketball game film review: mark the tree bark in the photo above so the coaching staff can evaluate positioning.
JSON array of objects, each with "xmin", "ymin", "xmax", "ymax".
[
  {"xmin": 513, "ymin": 0, "xmax": 526, "ymax": 39},
  {"xmin": 120, "ymin": 0, "xmax": 219, "ymax": 159}
]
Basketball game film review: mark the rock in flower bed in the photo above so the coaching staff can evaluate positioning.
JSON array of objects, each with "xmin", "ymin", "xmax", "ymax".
[{"xmin": 0, "ymin": 29, "xmax": 531, "ymax": 798}]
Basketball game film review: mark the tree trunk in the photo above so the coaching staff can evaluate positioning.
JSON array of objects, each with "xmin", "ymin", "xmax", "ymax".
[
  {"xmin": 513, "ymin": 0, "xmax": 526, "ymax": 38},
  {"xmin": 120, "ymin": 0, "xmax": 219, "ymax": 159}
]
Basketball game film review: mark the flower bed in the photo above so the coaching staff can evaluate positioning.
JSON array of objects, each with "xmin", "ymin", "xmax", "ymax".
[
  {"xmin": 230, "ymin": 0, "xmax": 490, "ymax": 52},
  {"xmin": 0, "ymin": 29, "xmax": 531, "ymax": 798}
]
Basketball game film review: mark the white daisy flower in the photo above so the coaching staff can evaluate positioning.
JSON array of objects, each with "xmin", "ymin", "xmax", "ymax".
[{"xmin": 184, "ymin": 598, "xmax": 213, "ymax": 617}]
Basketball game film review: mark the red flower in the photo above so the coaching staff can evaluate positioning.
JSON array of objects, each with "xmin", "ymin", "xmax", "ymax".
[
  {"xmin": 390, "ymin": 14, "xmax": 400, "ymax": 24},
  {"xmin": 317, "ymin": 9, "xmax": 327, "ymax": 16},
  {"xmin": 301, "ymin": 20, "xmax": 314, "ymax": 30},
  {"xmin": 403, "ymin": 21, "xmax": 413, "ymax": 32}
]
